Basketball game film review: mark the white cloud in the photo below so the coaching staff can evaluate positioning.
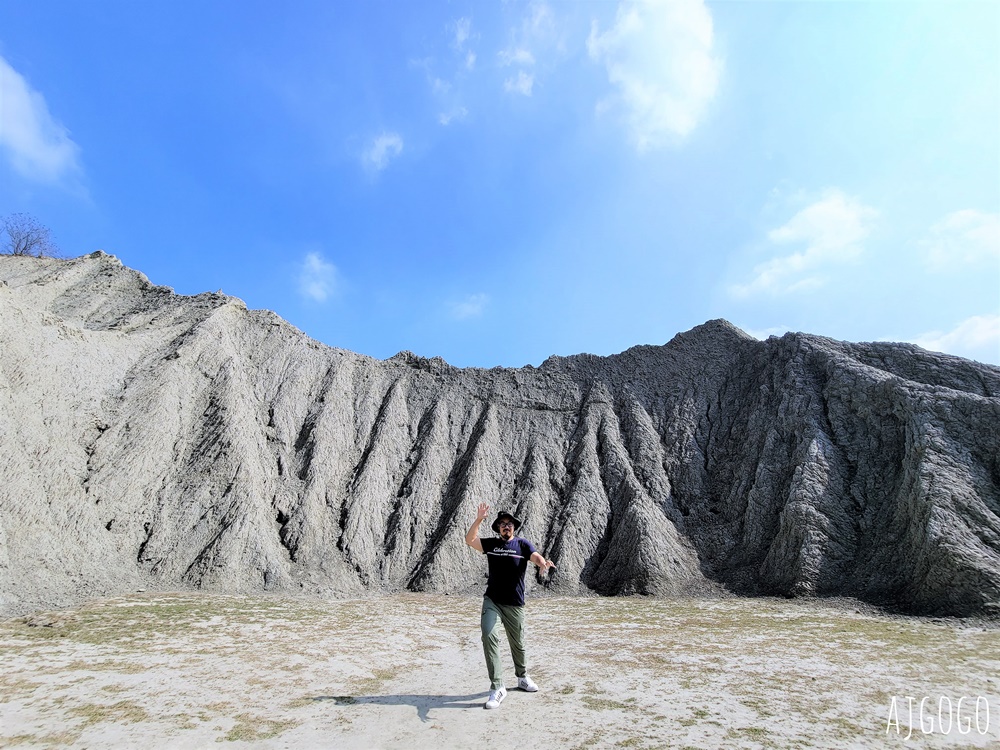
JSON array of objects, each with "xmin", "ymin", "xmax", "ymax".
[
  {"xmin": 298, "ymin": 252, "xmax": 338, "ymax": 303},
  {"xmin": 912, "ymin": 314, "xmax": 1000, "ymax": 363},
  {"xmin": 921, "ymin": 210, "xmax": 1000, "ymax": 270},
  {"xmin": 363, "ymin": 132, "xmax": 403, "ymax": 171},
  {"xmin": 504, "ymin": 71, "xmax": 535, "ymax": 97},
  {"xmin": 587, "ymin": 0, "xmax": 722, "ymax": 150},
  {"xmin": 742, "ymin": 325, "xmax": 792, "ymax": 341},
  {"xmin": 450, "ymin": 293, "xmax": 489, "ymax": 320},
  {"xmin": 526, "ymin": 2, "xmax": 556, "ymax": 35},
  {"xmin": 731, "ymin": 190, "xmax": 878, "ymax": 298},
  {"xmin": 419, "ymin": 19, "xmax": 478, "ymax": 121},
  {"xmin": 450, "ymin": 17, "xmax": 478, "ymax": 70},
  {"xmin": 499, "ymin": 48, "xmax": 536, "ymax": 67},
  {"xmin": 496, "ymin": 2, "xmax": 558, "ymax": 98},
  {"xmin": 0, "ymin": 55, "xmax": 81, "ymax": 182},
  {"xmin": 438, "ymin": 107, "xmax": 469, "ymax": 126},
  {"xmin": 504, "ymin": 1, "xmax": 556, "ymax": 53},
  {"xmin": 452, "ymin": 17, "xmax": 472, "ymax": 49}
]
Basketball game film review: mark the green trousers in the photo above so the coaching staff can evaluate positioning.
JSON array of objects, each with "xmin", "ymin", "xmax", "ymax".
[{"xmin": 481, "ymin": 596, "xmax": 527, "ymax": 690}]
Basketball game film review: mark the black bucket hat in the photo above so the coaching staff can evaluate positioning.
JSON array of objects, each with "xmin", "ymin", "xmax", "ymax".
[{"xmin": 491, "ymin": 511, "xmax": 522, "ymax": 533}]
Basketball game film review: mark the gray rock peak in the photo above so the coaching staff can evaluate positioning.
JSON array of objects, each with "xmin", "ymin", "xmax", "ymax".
[{"xmin": 1, "ymin": 254, "xmax": 998, "ymax": 616}]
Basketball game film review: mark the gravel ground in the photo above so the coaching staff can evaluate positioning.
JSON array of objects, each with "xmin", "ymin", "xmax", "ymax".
[{"xmin": 1, "ymin": 592, "xmax": 998, "ymax": 749}]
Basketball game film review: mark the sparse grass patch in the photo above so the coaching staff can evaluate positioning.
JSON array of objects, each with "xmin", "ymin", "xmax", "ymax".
[
  {"xmin": 3, "ymin": 729, "xmax": 82, "ymax": 747},
  {"xmin": 615, "ymin": 737, "xmax": 648, "ymax": 747},
  {"xmin": 581, "ymin": 696, "xmax": 635, "ymax": 711},
  {"xmin": 222, "ymin": 712, "xmax": 297, "ymax": 741},
  {"xmin": 68, "ymin": 699, "xmax": 149, "ymax": 726},
  {"xmin": 569, "ymin": 729, "xmax": 607, "ymax": 749},
  {"xmin": 0, "ymin": 675, "xmax": 43, "ymax": 698},
  {"xmin": 729, "ymin": 725, "xmax": 770, "ymax": 739},
  {"xmin": 58, "ymin": 659, "xmax": 146, "ymax": 674},
  {"xmin": 347, "ymin": 666, "xmax": 397, "ymax": 695},
  {"xmin": 2, "ymin": 735, "xmax": 36, "ymax": 746}
]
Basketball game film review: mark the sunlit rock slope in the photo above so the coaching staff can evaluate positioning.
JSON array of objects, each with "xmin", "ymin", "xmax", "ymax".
[{"xmin": 1, "ymin": 253, "xmax": 998, "ymax": 616}]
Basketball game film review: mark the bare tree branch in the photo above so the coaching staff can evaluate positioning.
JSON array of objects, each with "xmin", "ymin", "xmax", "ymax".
[{"xmin": 1, "ymin": 213, "xmax": 60, "ymax": 257}]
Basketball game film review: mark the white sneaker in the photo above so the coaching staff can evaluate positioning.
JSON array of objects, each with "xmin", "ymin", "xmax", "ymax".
[
  {"xmin": 517, "ymin": 676, "xmax": 538, "ymax": 692},
  {"xmin": 485, "ymin": 686, "xmax": 507, "ymax": 709}
]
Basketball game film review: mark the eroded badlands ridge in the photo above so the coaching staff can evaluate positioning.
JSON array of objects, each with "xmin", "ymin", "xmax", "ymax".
[{"xmin": 1, "ymin": 253, "xmax": 998, "ymax": 615}]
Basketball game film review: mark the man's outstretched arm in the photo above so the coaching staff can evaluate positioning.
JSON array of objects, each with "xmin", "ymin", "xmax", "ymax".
[
  {"xmin": 530, "ymin": 551, "xmax": 556, "ymax": 576},
  {"xmin": 465, "ymin": 502, "xmax": 489, "ymax": 552}
]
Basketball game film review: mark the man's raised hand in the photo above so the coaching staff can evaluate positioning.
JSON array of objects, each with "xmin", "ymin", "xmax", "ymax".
[{"xmin": 466, "ymin": 503, "xmax": 490, "ymax": 551}]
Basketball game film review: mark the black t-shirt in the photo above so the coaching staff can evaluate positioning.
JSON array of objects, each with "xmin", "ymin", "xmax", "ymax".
[{"xmin": 482, "ymin": 536, "xmax": 537, "ymax": 607}]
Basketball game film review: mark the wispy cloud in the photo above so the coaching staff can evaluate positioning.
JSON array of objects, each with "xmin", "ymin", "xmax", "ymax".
[
  {"xmin": 438, "ymin": 107, "xmax": 469, "ymax": 126},
  {"xmin": 911, "ymin": 314, "xmax": 1000, "ymax": 363},
  {"xmin": 419, "ymin": 18, "xmax": 479, "ymax": 125},
  {"xmin": 497, "ymin": 2, "xmax": 556, "ymax": 98},
  {"xmin": 363, "ymin": 132, "xmax": 403, "ymax": 171},
  {"xmin": 587, "ymin": 0, "xmax": 722, "ymax": 150},
  {"xmin": 452, "ymin": 17, "xmax": 473, "ymax": 50},
  {"xmin": 525, "ymin": 2, "xmax": 556, "ymax": 35},
  {"xmin": 450, "ymin": 17, "xmax": 478, "ymax": 70},
  {"xmin": 504, "ymin": 71, "xmax": 535, "ymax": 97},
  {"xmin": 731, "ymin": 190, "xmax": 878, "ymax": 298},
  {"xmin": 921, "ymin": 209, "xmax": 1000, "ymax": 270},
  {"xmin": 0, "ymin": 55, "xmax": 81, "ymax": 183},
  {"xmin": 298, "ymin": 251, "xmax": 338, "ymax": 303},
  {"xmin": 742, "ymin": 325, "xmax": 791, "ymax": 341},
  {"xmin": 450, "ymin": 293, "xmax": 489, "ymax": 320},
  {"xmin": 499, "ymin": 48, "xmax": 536, "ymax": 67}
]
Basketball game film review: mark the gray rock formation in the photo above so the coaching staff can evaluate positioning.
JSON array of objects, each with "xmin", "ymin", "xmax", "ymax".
[{"xmin": 1, "ymin": 253, "xmax": 998, "ymax": 616}]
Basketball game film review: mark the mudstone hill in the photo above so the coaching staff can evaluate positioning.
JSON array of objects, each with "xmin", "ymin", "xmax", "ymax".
[{"xmin": 1, "ymin": 253, "xmax": 998, "ymax": 616}]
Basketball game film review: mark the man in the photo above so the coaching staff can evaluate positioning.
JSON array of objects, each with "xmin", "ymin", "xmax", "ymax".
[{"xmin": 465, "ymin": 501, "xmax": 556, "ymax": 709}]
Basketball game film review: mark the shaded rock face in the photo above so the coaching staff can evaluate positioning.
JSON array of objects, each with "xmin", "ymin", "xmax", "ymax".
[{"xmin": 1, "ymin": 253, "xmax": 998, "ymax": 616}]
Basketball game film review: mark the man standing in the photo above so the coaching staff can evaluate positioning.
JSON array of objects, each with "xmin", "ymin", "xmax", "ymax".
[{"xmin": 465, "ymin": 502, "xmax": 556, "ymax": 709}]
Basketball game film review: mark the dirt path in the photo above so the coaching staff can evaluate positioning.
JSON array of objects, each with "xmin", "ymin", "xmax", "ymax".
[{"xmin": 1, "ymin": 593, "xmax": 998, "ymax": 748}]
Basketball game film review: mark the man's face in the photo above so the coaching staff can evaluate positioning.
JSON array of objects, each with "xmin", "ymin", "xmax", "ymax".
[{"xmin": 498, "ymin": 519, "xmax": 515, "ymax": 539}]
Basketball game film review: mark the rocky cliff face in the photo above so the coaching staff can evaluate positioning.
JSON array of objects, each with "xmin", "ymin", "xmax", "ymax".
[{"xmin": 1, "ymin": 253, "xmax": 998, "ymax": 616}]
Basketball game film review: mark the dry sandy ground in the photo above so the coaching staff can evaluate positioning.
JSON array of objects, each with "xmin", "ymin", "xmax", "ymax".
[{"xmin": 1, "ymin": 592, "xmax": 998, "ymax": 749}]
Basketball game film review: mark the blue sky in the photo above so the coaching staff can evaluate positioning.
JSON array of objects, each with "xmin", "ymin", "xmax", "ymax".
[{"xmin": 1, "ymin": 0, "xmax": 997, "ymax": 367}]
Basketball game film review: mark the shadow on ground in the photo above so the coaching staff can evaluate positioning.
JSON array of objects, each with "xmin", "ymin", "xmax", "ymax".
[{"xmin": 313, "ymin": 693, "xmax": 483, "ymax": 722}]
